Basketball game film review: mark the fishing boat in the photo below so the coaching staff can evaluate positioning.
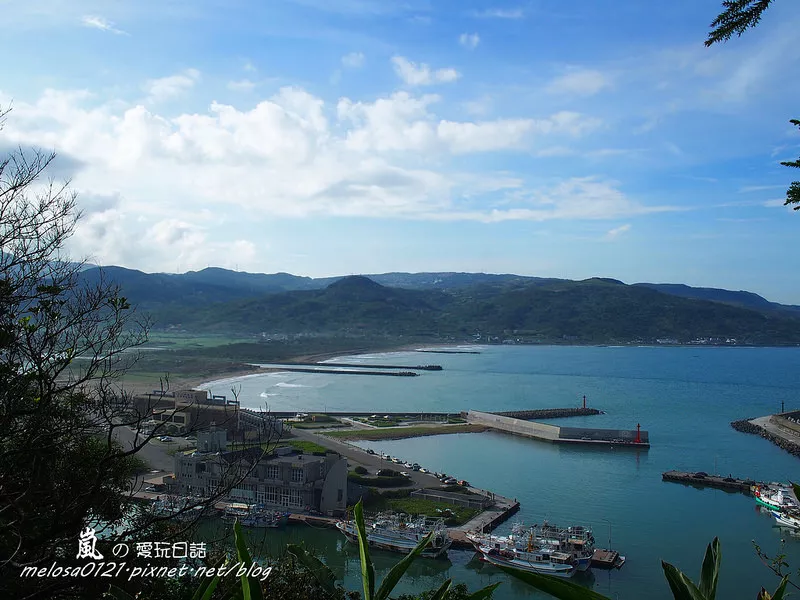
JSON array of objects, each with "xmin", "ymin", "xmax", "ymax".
[
  {"xmin": 772, "ymin": 510, "xmax": 800, "ymax": 530},
  {"xmin": 336, "ymin": 513, "xmax": 451, "ymax": 558},
  {"xmin": 151, "ymin": 497, "xmax": 210, "ymax": 521},
  {"xmin": 222, "ymin": 503, "xmax": 289, "ymax": 528},
  {"xmin": 754, "ymin": 486, "xmax": 798, "ymax": 512},
  {"xmin": 468, "ymin": 521, "xmax": 595, "ymax": 572},
  {"xmin": 472, "ymin": 539, "xmax": 577, "ymax": 577}
]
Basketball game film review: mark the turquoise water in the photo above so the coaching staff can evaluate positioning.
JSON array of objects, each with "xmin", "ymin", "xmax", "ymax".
[{"xmin": 202, "ymin": 346, "xmax": 800, "ymax": 599}]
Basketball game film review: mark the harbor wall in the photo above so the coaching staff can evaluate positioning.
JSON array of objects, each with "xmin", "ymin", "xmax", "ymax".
[
  {"xmin": 466, "ymin": 411, "xmax": 560, "ymax": 441},
  {"xmin": 558, "ymin": 426, "xmax": 649, "ymax": 443},
  {"xmin": 494, "ymin": 408, "xmax": 601, "ymax": 420}
]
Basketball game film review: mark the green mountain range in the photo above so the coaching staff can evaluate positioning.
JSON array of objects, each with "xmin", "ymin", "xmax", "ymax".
[{"xmin": 80, "ymin": 266, "xmax": 800, "ymax": 345}]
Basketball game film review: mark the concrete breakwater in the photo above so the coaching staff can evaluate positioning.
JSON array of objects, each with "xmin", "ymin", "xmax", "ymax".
[
  {"xmin": 275, "ymin": 362, "xmax": 443, "ymax": 371},
  {"xmin": 468, "ymin": 410, "xmax": 649, "ymax": 448},
  {"xmin": 416, "ymin": 349, "xmax": 481, "ymax": 354},
  {"xmin": 662, "ymin": 470, "xmax": 758, "ymax": 495},
  {"xmin": 731, "ymin": 418, "xmax": 800, "ymax": 458},
  {"xmin": 495, "ymin": 407, "xmax": 601, "ymax": 420},
  {"xmin": 266, "ymin": 367, "xmax": 418, "ymax": 377}
]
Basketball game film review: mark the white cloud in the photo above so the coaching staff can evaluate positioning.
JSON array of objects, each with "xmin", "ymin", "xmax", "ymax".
[
  {"xmin": 81, "ymin": 15, "xmax": 128, "ymax": 35},
  {"xmin": 143, "ymin": 69, "xmax": 200, "ymax": 103},
  {"xmin": 337, "ymin": 93, "xmax": 598, "ymax": 154},
  {"xmin": 0, "ymin": 82, "xmax": 628, "ymax": 271},
  {"xmin": 438, "ymin": 119, "xmax": 535, "ymax": 153},
  {"xmin": 435, "ymin": 179, "xmax": 676, "ymax": 223},
  {"xmin": 462, "ymin": 96, "xmax": 492, "ymax": 116},
  {"xmin": 470, "ymin": 8, "xmax": 524, "ymax": 19},
  {"xmin": 391, "ymin": 56, "xmax": 460, "ymax": 86},
  {"xmin": 342, "ymin": 52, "xmax": 365, "ymax": 68},
  {"xmin": 606, "ymin": 223, "xmax": 631, "ymax": 239},
  {"xmin": 459, "ymin": 33, "xmax": 480, "ymax": 49},
  {"xmin": 547, "ymin": 69, "xmax": 611, "ymax": 96},
  {"xmin": 764, "ymin": 198, "xmax": 788, "ymax": 207},
  {"xmin": 227, "ymin": 79, "xmax": 256, "ymax": 92}
]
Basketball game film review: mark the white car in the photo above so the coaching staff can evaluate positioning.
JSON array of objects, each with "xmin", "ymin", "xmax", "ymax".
[
  {"xmin": 159, "ymin": 436, "xmax": 173, "ymax": 442},
  {"xmin": 400, "ymin": 471, "xmax": 410, "ymax": 477}
]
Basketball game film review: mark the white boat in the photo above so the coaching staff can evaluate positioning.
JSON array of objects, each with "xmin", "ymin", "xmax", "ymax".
[
  {"xmin": 772, "ymin": 510, "xmax": 800, "ymax": 530},
  {"xmin": 336, "ymin": 513, "xmax": 451, "ymax": 558},
  {"xmin": 473, "ymin": 541, "xmax": 577, "ymax": 577},
  {"xmin": 468, "ymin": 521, "xmax": 595, "ymax": 572},
  {"xmin": 151, "ymin": 497, "xmax": 210, "ymax": 521},
  {"xmin": 755, "ymin": 487, "xmax": 798, "ymax": 512},
  {"xmin": 222, "ymin": 503, "xmax": 289, "ymax": 528}
]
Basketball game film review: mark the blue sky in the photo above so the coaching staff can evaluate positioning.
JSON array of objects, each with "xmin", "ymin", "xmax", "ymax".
[{"xmin": 2, "ymin": 1, "xmax": 799, "ymax": 302}]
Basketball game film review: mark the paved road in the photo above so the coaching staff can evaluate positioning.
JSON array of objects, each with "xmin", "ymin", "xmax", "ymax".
[
  {"xmin": 750, "ymin": 416, "xmax": 800, "ymax": 443},
  {"xmin": 113, "ymin": 424, "xmax": 178, "ymax": 473},
  {"xmin": 289, "ymin": 427, "xmax": 460, "ymax": 490}
]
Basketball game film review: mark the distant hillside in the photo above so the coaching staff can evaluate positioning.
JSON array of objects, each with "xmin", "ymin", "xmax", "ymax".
[
  {"xmin": 633, "ymin": 283, "xmax": 800, "ymax": 317},
  {"xmin": 148, "ymin": 275, "xmax": 800, "ymax": 345},
  {"xmin": 77, "ymin": 265, "xmax": 800, "ymax": 344}
]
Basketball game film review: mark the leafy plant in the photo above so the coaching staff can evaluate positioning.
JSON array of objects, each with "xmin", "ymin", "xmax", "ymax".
[
  {"xmin": 498, "ymin": 537, "xmax": 789, "ymax": 600},
  {"xmin": 290, "ymin": 499, "xmax": 500, "ymax": 600}
]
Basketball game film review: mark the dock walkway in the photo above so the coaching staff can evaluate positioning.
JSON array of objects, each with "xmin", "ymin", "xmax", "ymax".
[
  {"xmin": 662, "ymin": 471, "xmax": 760, "ymax": 494},
  {"xmin": 447, "ymin": 492, "xmax": 520, "ymax": 548}
]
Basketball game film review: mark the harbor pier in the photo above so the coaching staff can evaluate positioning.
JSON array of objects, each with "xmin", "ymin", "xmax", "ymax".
[
  {"xmin": 467, "ymin": 410, "xmax": 650, "ymax": 448},
  {"xmin": 662, "ymin": 470, "xmax": 760, "ymax": 494}
]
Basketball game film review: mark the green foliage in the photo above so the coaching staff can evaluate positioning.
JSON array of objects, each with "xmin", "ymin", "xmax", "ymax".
[
  {"xmin": 496, "ymin": 564, "xmax": 612, "ymax": 600},
  {"xmin": 360, "ymin": 494, "xmax": 479, "ymax": 526},
  {"xmin": 705, "ymin": 0, "xmax": 774, "ymax": 46},
  {"xmin": 354, "ymin": 501, "xmax": 376, "ymax": 600},
  {"xmin": 286, "ymin": 544, "xmax": 338, "ymax": 596},
  {"xmin": 501, "ymin": 537, "xmax": 791, "ymax": 600},
  {"xmin": 328, "ymin": 425, "xmax": 486, "ymax": 441},
  {"xmin": 348, "ymin": 473, "xmax": 412, "ymax": 487},
  {"xmin": 233, "ymin": 520, "xmax": 264, "ymax": 600},
  {"xmin": 354, "ymin": 465, "xmax": 369, "ymax": 475},
  {"xmin": 781, "ymin": 120, "xmax": 800, "ymax": 210}
]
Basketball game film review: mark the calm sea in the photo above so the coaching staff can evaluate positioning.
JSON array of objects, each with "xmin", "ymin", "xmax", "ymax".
[{"xmin": 201, "ymin": 345, "xmax": 800, "ymax": 599}]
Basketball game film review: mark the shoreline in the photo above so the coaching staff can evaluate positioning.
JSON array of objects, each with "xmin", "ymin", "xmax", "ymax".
[{"xmin": 189, "ymin": 342, "xmax": 468, "ymax": 392}]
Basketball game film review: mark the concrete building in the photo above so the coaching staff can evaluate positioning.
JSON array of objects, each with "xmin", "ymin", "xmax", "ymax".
[
  {"xmin": 167, "ymin": 435, "xmax": 348, "ymax": 515},
  {"xmin": 132, "ymin": 389, "xmax": 283, "ymax": 442}
]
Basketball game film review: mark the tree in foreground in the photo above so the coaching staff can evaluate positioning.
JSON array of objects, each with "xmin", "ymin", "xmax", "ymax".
[
  {"xmin": 705, "ymin": 1, "xmax": 798, "ymax": 210},
  {"xmin": 0, "ymin": 111, "xmax": 279, "ymax": 599}
]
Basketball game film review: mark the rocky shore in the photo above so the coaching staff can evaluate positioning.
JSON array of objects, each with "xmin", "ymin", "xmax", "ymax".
[{"xmin": 731, "ymin": 418, "xmax": 800, "ymax": 458}]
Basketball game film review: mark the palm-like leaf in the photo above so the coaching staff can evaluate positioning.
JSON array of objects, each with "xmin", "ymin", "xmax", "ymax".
[
  {"xmin": 354, "ymin": 500, "xmax": 376, "ymax": 600},
  {"xmin": 661, "ymin": 561, "xmax": 706, "ymax": 600},
  {"xmin": 758, "ymin": 576, "xmax": 790, "ymax": 600},
  {"xmin": 466, "ymin": 582, "xmax": 502, "ymax": 599},
  {"xmin": 698, "ymin": 537, "xmax": 721, "ymax": 600},
  {"xmin": 234, "ymin": 520, "xmax": 265, "ymax": 600},
  {"xmin": 374, "ymin": 529, "xmax": 434, "ymax": 600},
  {"xmin": 429, "ymin": 578, "xmax": 453, "ymax": 600},
  {"xmin": 495, "ymin": 564, "xmax": 612, "ymax": 600},
  {"xmin": 287, "ymin": 543, "xmax": 338, "ymax": 595}
]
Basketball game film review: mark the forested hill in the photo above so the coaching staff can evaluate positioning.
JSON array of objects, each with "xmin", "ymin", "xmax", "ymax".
[{"xmin": 102, "ymin": 270, "xmax": 800, "ymax": 345}]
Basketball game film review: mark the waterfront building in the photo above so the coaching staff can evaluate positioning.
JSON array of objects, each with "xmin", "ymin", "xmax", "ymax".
[
  {"xmin": 166, "ymin": 432, "xmax": 348, "ymax": 515},
  {"xmin": 132, "ymin": 389, "xmax": 283, "ymax": 442}
]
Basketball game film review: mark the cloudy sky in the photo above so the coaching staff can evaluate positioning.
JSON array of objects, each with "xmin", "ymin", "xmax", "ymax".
[{"xmin": 2, "ymin": 1, "xmax": 799, "ymax": 302}]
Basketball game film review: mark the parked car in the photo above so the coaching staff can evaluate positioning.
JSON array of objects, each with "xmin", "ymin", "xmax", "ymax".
[
  {"xmin": 400, "ymin": 471, "xmax": 410, "ymax": 477},
  {"xmin": 159, "ymin": 436, "xmax": 173, "ymax": 442}
]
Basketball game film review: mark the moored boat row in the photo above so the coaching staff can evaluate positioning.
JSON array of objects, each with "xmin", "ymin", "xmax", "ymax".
[
  {"xmin": 335, "ymin": 513, "xmax": 452, "ymax": 558},
  {"xmin": 755, "ymin": 483, "xmax": 800, "ymax": 531}
]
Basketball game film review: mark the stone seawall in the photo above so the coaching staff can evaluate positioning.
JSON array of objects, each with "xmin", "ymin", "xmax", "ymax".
[
  {"xmin": 494, "ymin": 408, "xmax": 601, "ymax": 420},
  {"xmin": 467, "ymin": 411, "xmax": 560, "ymax": 441},
  {"xmin": 731, "ymin": 418, "xmax": 800, "ymax": 458}
]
